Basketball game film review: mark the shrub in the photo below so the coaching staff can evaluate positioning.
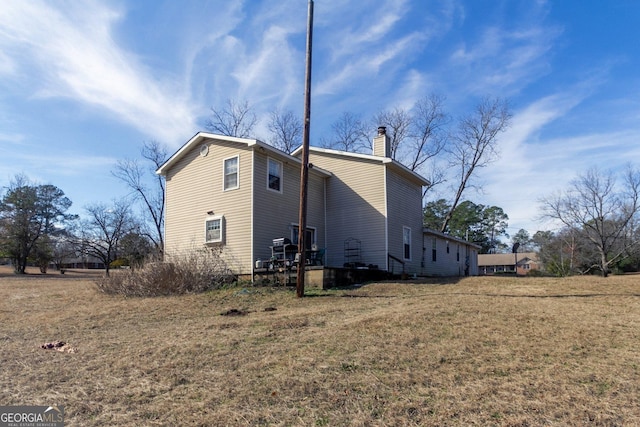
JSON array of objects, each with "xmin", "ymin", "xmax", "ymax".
[
  {"xmin": 525, "ymin": 269, "xmax": 548, "ymax": 277},
  {"xmin": 110, "ymin": 258, "xmax": 129, "ymax": 269},
  {"xmin": 95, "ymin": 247, "xmax": 236, "ymax": 297}
]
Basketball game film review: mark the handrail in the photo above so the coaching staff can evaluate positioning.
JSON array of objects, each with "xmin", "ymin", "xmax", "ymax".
[{"xmin": 388, "ymin": 253, "xmax": 405, "ymax": 274}]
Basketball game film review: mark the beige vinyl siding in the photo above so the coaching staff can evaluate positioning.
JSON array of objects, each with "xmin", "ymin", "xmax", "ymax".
[
  {"xmin": 308, "ymin": 151, "xmax": 387, "ymax": 269},
  {"xmin": 252, "ymin": 152, "xmax": 301, "ymax": 262},
  {"xmin": 164, "ymin": 138, "xmax": 253, "ymax": 273},
  {"xmin": 305, "ymin": 172, "xmax": 326, "ymax": 251},
  {"xmin": 252, "ymin": 152, "xmax": 326, "ymax": 264},
  {"xmin": 386, "ymin": 168, "xmax": 423, "ymax": 275}
]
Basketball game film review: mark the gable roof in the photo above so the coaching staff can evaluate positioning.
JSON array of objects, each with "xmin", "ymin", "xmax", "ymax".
[
  {"xmin": 478, "ymin": 252, "xmax": 539, "ymax": 266},
  {"xmin": 156, "ymin": 132, "xmax": 331, "ymax": 177},
  {"xmin": 423, "ymin": 227, "xmax": 482, "ymax": 249},
  {"xmin": 291, "ymin": 145, "xmax": 430, "ymax": 187}
]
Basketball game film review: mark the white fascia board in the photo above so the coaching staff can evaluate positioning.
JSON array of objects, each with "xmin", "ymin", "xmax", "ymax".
[
  {"xmin": 423, "ymin": 227, "xmax": 482, "ymax": 249},
  {"xmin": 156, "ymin": 132, "xmax": 331, "ymax": 178},
  {"xmin": 291, "ymin": 146, "xmax": 428, "ymax": 186},
  {"xmin": 156, "ymin": 132, "xmax": 257, "ymax": 175}
]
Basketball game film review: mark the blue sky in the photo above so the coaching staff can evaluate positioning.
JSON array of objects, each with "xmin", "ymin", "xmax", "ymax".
[{"xmin": 1, "ymin": 0, "xmax": 639, "ymax": 239}]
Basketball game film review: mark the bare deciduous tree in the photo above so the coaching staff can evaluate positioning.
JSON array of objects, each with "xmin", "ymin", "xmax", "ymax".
[
  {"xmin": 322, "ymin": 112, "xmax": 369, "ymax": 152},
  {"xmin": 112, "ymin": 140, "xmax": 167, "ymax": 257},
  {"xmin": 540, "ymin": 165, "xmax": 640, "ymax": 277},
  {"xmin": 407, "ymin": 94, "xmax": 448, "ymax": 171},
  {"xmin": 369, "ymin": 96, "xmax": 448, "ymax": 197},
  {"xmin": 440, "ymin": 97, "xmax": 512, "ymax": 232},
  {"xmin": 205, "ymin": 99, "xmax": 257, "ymax": 138},
  {"xmin": 81, "ymin": 200, "xmax": 136, "ymax": 277},
  {"xmin": 372, "ymin": 107, "xmax": 412, "ymax": 160},
  {"xmin": 268, "ymin": 108, "xmax": 302, "ymax": 154}
]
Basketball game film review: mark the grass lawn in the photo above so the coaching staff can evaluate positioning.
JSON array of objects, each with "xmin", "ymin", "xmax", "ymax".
[{"xmin": 1, "ymin": 267, "xmax": 640, "ymax": 426}]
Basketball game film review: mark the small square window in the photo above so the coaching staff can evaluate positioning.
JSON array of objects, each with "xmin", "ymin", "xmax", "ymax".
[{"xmin": 205, "ymin": 216, "xmax": 224, "ymax": 243}]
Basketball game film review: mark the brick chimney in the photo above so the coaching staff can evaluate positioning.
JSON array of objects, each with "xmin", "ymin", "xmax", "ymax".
[{"xmin": 373, "ymin": 126, "xmax": 390, "ymax": 157}]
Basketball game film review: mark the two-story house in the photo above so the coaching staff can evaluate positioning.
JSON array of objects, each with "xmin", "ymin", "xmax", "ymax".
[{"xmin": 156, "ymin": 128, "xmax": 479, "ymax": 282}]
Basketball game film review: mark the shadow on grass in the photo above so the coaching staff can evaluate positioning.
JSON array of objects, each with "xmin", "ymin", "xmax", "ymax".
[{"xmin": 429, "ymin": 292, "xmax": 640, "ymax": 299}]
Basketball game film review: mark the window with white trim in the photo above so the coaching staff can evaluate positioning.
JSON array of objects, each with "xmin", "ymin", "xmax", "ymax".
[
  {"xmin": 223, "ymin": 156, "xmax": 239, "ymax": 191},
  {"xmin": 403, "ymin": 226, "xmax": 411, "ymax": 260},
  {"xmin": 267, "ymin": 158, "xmax": 282, "ymax": 192},
  {"xmin": 205, "ymin": 216, "xmax": 224, "ymax": 244}
]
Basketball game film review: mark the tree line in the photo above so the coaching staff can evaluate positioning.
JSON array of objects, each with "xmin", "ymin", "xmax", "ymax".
[
  {"xmin": 1, "ymin": 93, "xmax": 513, "ymax": 275},
  {"xmin": 4, "ymin": 95, "xmax": 638, "ymax": 278},
  {"xmin": 0, "ymin": 142, "xmax": 166, "ymax": 276},
  {"xmin": 535, "ymin": 165, "xmax": 640, "ymax": 277}
]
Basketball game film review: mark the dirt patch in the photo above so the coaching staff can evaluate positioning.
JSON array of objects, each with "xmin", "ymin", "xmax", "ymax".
[
  {"xmin": 220, "ymin": 308, "xmax": 249, "ymax": 316},
  {"xmin": 41, "ymin": 340, "xmax": 77, "ymax": 353}
]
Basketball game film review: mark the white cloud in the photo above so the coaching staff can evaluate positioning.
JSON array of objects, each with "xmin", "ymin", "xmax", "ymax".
[
  {"xmin": 0, "ymin": 50, "xmax": 15, "ymax": 76},
  {"xmin": 479, "ymin": 83, "xmax": 640, "ymax": 235},
  {"xmin": 232, "ymin": 25, "xmax": 301, "ymax": 106},
  {"xmin": 328, "ymin": 0, "xmax": 409, "ymax": 54},
  {"xmin": 315, "ymin": 32, "xmax": 424, "ymax": 97},
  {"xmin": 0, "ymin": 132, "xmax": 25, "ymax": 144},
  {"xmin": 0, "ymin": 1, "xmax": 197, "ymax": 147},
  {"xmin": 0, "ymin": 146, "xmax": 116, "ymax": 178},
  {"xmin": 448, "ymin": 21, "xmax": 562, "ymax": 96}
]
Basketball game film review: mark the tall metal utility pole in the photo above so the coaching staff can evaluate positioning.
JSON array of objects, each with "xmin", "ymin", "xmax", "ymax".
[{"xmin": 296, "ymin": 0, "xmax": 314, "ymax": 298}]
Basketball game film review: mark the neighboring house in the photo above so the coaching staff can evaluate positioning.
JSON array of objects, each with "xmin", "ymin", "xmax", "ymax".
[
  {"xmin": 157, "ymin": 128, "xmax": 479, "ymax": 280},
  {"xmin": 59, "ymin": 255, "xmax": 106, "ymax": 270},
  {"xmin": 478, "ymin": 252, "xmax": 541, "ymax": 275}
]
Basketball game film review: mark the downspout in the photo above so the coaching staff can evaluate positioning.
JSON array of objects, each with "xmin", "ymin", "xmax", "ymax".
[
  {"xmin": 323, "ymin": 174, "xmax": 327, "ymax": 267},
  {"xmin": 383, "ymin": 164, "xmax": 389, "ymax": 271},
  {"xmin": 250, "ymin": 149, "xmax": 255, "ymax": 282}
]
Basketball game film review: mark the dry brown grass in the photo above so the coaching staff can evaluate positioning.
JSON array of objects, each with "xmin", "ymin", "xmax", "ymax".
[{"xmin": 2, "ymin": 266, "xmax": 640, "ymax": 426}]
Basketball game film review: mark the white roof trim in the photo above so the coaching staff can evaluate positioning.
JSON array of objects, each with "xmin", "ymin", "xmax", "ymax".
[
  {"xmin": 292, "ymin": 145, "xmax": 385, "ymax": 162},
  {"xmin": 156, "ymin": 132, "xmax": 255, "ymax": 175},
  {"xmin": 156, "ymin": 132, "xmax": 331, "ymax": 177},
  {"xmin": 291, "ymin": 145, "xmax": 429, "ymax": 186},
  {"xmin": 423, "ymin": 227, "xmax": 482, "ymax": 249}
]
